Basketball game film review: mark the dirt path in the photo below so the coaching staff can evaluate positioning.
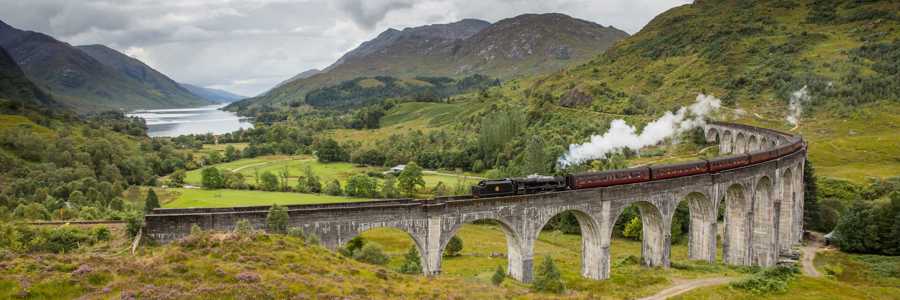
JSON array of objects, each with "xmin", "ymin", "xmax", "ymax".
[
  {"xmin": 802, "ymin": 234, "xmax": 823, "ymax": 277},
  {"xmin": 638, "ymin": 277, "xmax": 734, "ymax": 300}
]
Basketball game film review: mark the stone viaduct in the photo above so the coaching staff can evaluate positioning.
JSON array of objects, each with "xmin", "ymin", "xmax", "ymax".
[{"xmin": 145, "ymin": 122, "xmax": 806, "ymax": 283}]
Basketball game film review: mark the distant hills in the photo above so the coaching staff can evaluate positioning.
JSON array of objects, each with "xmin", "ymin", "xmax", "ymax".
[
  {"xmin": 180, "ymin": 83, "xmax": 245, "ymax": 103},
  {"xmin": 229, "ymin": 13, "xmax": 628, "ymax": 111},
  {"xmin": 0, "ymin": 20, "xmax": 210, "ymax": 112}
]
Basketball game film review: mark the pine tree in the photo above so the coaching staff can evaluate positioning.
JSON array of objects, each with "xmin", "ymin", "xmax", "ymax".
[
  {"xmin": 444, "ymin": 235, "xmax": 463, "ymax": 256},
  {"xmin": 532, "ymin": 256, "xmax": 565, "ymax": 293},
  {"xmin": 143, "ymin": 189, "xmax": 160, "ymax": 213},
  {"xmin": 266, "ymin": 204, "xmax": 289, "ymax": 234},
  {"xmin": 803, "ymin": 159, "xmax": 823, "ymax": 231},
  {"xmin": 398, "ymin": 245, "xmax": 423, "ymax": 274},
  {"xmin": 491, "ymin": 265, "xmax": 505, "ymax": 286}
]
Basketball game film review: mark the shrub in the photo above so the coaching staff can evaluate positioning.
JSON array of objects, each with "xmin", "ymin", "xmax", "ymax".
[
  {"xmin": 532, "ymin": 256, "xmax": 565, "ymax": 293},
  {"xmin": 266, "ymin": 204, "xmax": 289, "ymax": 234},
  {"xmin": 144, "ymin": 189, "xmax": 160, "ymax": 214},
  {"xmin": 730, "ymin": 266, "xmax": 799, "ymax": 294},
  {"xmin": 353, "ymin": 243, "xmax": 389, "ymax": 265},
  {"xmin": 345, "ymin": 236, "xmax": 366, "ymax": 255},
  {"xmin": 325, "ymin": 180, "xmax": 343, "ymax": 196},
  {"xmin": 306, "ymin": 233, "xmax": 321, "ymax": 245},
  {"xmin": 444, "ymin": 236, "xmax": 463, "ymax": 256},
  {"xmin": 287, "ymin": 227, "xmax": 306, "ymax": 240},
  {"xmin": 92, "ymin": 227, "xmax": 111, "ymax": 241},
  {"xmin": 125, "ymin": 213, "xmax": 144, "ymax": 238},
  {"xmin": 623, "ymin": 216, "xmax": 642, "ymax": 240},
  {"xmin": 491, "ymin": 265, "xmax": 505, "ymax": 286},
  {"xmin": 398, "ymin": 246, "xmax": 422, "ymax": 274},
  {"xmin": 42, "ymin": 227, "xmax": 92, "ymax": 253},
  {"xmin": 234, "ymin": 219, "xmax": 253, "ymax": 236}
]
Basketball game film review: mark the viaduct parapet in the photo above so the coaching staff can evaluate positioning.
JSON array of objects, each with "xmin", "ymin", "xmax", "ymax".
[{"xmin": 146, "ymin": 122, "xmax": 806, "ymax": 282}]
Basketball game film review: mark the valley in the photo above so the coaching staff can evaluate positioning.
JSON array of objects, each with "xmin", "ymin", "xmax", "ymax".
[{"xmin": 1, "ymin": 0, "xmax": 899, "ymax": 299}]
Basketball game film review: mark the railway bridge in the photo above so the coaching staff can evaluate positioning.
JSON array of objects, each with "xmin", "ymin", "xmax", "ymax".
[{"xmin": 145, "ymin": 122, "xmax": 805, "ymax": 282}]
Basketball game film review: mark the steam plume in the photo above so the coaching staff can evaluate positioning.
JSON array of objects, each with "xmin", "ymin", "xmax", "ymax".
[
  {"xmin": 558, "ymin": 93, "xmax": 722, "ymax": 167},
  {"xmin": 786, "ymin": 85, "xmax": 809, "ymax": 126}
]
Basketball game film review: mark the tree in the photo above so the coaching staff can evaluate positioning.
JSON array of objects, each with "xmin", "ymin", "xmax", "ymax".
[
  {"xmin": 398, "ymin": 245, "xmax": 423, "ymax": 274},
  {"xmin": 201, "ymin": 167, "xmax": 225, "ymax": 189},
  {"xmin": 325, "ymin": 179, "xmax": 343, "ymax": 196},
  {"xmin": 170, "ymin": 169, "xmax": 186, "ymax": 186},
  {"xmin": 260, "ymin": 171, "xmax": 280, "ymax": 191},
  {"xmin": 315, "ymin": 138, "xmax": 346, "ymax": 163},
  {"xmin": 382, "ymin": 174, "xmax": 399, "ymax": 198},
  {"xmin": 345, "ymin": 236, "xmax": 366, "ymax": 255},
  {"xmin": 144, "ymin": 189, "xmax": 160, "ymax": 213},
  {"xmin": 444, "ymin": 235, "xmax": 463, "ymax": 256},
  {"xmin": 224, "ymin": 145, "xmax": 240, "ymax": 161},
  {"xmin": 206, "ymin": 151, "xmax": 222, "ymax": 165},
  {"xmin": 433, "ymin": 181, "xmax": 448, "ymax": 197},
  {"xmin": 279, "ymin": 165, "xmax": 290, "ymax": 192},
  {"xmin": 298, "ymin": 166, "xmax": 321, "ymax": 193},
  {"xmin": 558, "ymin": 212, "xmax": 581, "ymax": 234},
  {"xmin": 266, "ymin": 204, "xmax": 289, "ymax": 234},
  {"xmin": 346, "ymin": 174, "xmax": 377, "ymax": 197},
  {"xmin": 803, "ymin": 160, "xmax": 823, "ymax": 231},
  {"xmin": 491, "ymin": 265, "xmax": 505, "ymax": 286},
  {"xmin": 523, "ymin": 136, "xmax": 550, "ymax": 175},
  {"xmin": 398, "ymin": 162, "xmax": 425, "ymax": 197},
  {"xmin": 532, "ymin": 256, "xmax": 565, "ymax": 293},
  {"xmin": 623, "ymin": 216, "xmax": 642, "ymax": 240}
]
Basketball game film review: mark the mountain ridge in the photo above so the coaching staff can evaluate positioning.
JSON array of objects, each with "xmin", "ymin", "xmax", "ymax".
[
  {"xmin": 0, "ymin": 20, "xmax": 210, "ymax": 112},
  {"xmin": 180, "ymin": 83, "xmax": 246, "ymax": 103},
  {"xmin": 228, "ymin": 13, "xmax": 628, "ymax": 112}
]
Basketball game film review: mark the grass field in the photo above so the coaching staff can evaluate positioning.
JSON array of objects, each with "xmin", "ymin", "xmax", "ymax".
[
  {"xmin": 182, "ymin": 154, "xmax": 482, "ymax": 198},
  {"xmin": 675, "ymin": 250, "xmax": 900, "ymax": 299},
  {"xmin": 160, "ymin": 188, "xmax": 365, "ymax": 208},
  {"xmin": 359, "ymin": 224, "xmax": 745, "ymax": 298}
]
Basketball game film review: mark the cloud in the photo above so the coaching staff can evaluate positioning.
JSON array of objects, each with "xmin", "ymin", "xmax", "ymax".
[
  {"xmin": 336, "ymin": 0, "xmax": 415, "ymax": 30},
  {"xmin": 0, "ymin": 0, "xmax": 691, "ymax": 96}
]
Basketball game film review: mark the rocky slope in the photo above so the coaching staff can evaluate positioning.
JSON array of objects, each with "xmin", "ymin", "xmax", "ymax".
[
  {"xmin": 229, "ymin": 14, "xmax": 628, "ymax": 111},
  {"xmin": 0, "ymin": 20, "xmax": 209, "ymax": 112}
]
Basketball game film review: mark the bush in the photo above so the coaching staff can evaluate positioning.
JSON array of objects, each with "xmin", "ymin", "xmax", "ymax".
[
  {"xmin": 623, "ymin": 216, "xmax": 642, "ymax": 240},
  {"xmin": 532, "ymin": 256, "xmax": 565, "ymax": 293},
  {"xmin": 325, "ymin": 180, "xmax": 343, "ymax": 196},
  {"xmin": 344, "ymin": 236, "xmax": 366, "ymax": 256},
  {"xmin": 398, "ymin": 246, "xmax": 422, "ymax": 274},
  {"xmin": 40, "ymin": 227, "xmax": 93, "ymax": 253},
  {"xmin": 491, "ymin": 265, "xmax": 505, "ymax": 286},
  {"xmin": 444, "ymin": 236, "xmax": 463, "ymax": 256},
  {"xmin": 92, "ymin": 227, "xmax": 111, "ymax": 241},
  {"xmin": 353, "ymin": 243, "xmax": 389, "ymax": 265},
  {"xmin": 234, "ymin": 219, "xmax": 253, "ymax": 236},
  {"xmin": 144, "ymin": 189, "xmax": 160, "ymax": 214},
  {"xmin": 266, "ymin": 204, "xmax": 289, "ymax": 234},
  {"xmin": 730, "ymin": 266, "xmax": 799, "ymax": 294}
]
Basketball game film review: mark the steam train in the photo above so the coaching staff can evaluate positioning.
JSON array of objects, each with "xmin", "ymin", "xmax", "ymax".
[{"xmin": 470, "ymin": 138, "xmax": 804, "ymax": 198}]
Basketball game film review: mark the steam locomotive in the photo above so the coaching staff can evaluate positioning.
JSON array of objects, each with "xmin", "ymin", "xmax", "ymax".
[{"xmin": 471, "ymin": 138, "xmax": 804, "ymax": 198}]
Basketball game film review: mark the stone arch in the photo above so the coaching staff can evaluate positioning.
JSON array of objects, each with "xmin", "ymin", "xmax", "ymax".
[
  {"xmin": 748, "ymin": 135, "xmax": 759, "ymax": 152},
  {"xmin": 677, "ymin": 192, "xmax": 717, "ymax": 262},
  {"xmin": 706, "ymin": 128, "xmax": 720, "ymax": 144},
  {"xmin": 443, "ymin": 218, "xmax": 530, "ymax": 281},
  {"xmin": 735, "ymin": 132, "xmax": 748, "ymax": 154},
  {"xmin": 723, "ymin": 183, "xmax": 751, "ymax": 265},
  {"xmin": 722, "ymin": 130, "xmax": 734, "ymax": 153},
  {"xmin": 534, "ymin": 209, "xmax": 604, "ymax": 280},
  {"xmin": 778, "ymin": 167, "xmax": 795, "ymax": 254},
  {"xmin": 613, "ymin": 201, "xmax": 669, "ymax": 268},
  {"xmin": 760, "ymin": 136, "xmax": 769, "ymax": 149},
  {"xmin": 752, "ymin": 176, "xmax": 777, "ymax": 266}
]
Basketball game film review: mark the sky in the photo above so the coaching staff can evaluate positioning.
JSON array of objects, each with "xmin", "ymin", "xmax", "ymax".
[{"xmin": 0, "ymin": 0, "xmax": 691, "ymax": 96}]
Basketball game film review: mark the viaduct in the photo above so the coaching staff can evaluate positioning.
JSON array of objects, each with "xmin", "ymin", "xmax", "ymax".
[{"xmin": 145, "ymin": 122, "xmax": 806, "ymax": 283}]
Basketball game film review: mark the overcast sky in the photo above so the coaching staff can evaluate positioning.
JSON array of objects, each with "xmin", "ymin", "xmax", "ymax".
[{"xmin": 0, "ymin": 0, "xmax": 691, "ymax": 96}]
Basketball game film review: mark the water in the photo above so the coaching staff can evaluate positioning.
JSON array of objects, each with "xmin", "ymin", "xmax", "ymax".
[{"xmin": 128, "ymin": 105, "xmax": 253, "ymax": 137}]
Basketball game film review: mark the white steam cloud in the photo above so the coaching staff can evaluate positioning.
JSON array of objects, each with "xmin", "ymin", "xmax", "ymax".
[
  {"xmin": 786, "ymin": 85, "xmax": 809, "ymax": 127},
  {"xmin": 558, "ymin": 93, "xmax": 722, "ymax": 167}
]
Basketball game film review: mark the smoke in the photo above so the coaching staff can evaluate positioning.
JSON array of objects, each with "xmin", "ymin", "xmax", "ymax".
[
  {"xmin": 558, "ymin": 93, "xmax": 722, "ymax": 167},
  {"xmin": 786, "ymin": 85, "xmax": 809, "ymax": 126}
]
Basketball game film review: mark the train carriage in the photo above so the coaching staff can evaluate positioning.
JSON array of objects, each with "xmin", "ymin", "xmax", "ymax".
[
  {"xmin": 650, "ymin": 160, "xmax": 709, "ymax": 180},
  {"xmin": 569, "ymin": 167, "xmax": 651, "ymax": 189}
]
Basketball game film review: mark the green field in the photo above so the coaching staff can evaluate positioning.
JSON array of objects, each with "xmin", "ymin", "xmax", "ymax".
[
  {"xmin": 162, "ymin": 188, "xmax": 363, "ymax": 208},
  {"xmin": 183, "ymin": 154, "xmax": 482, "ymax": 197}
]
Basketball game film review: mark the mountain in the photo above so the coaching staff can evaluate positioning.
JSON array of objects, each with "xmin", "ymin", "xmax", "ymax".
[
  {"xmin": 180, "ymin": 83, "xmax": 245, "ymax": 103},
  {"xmin": 229, "ymin": 14, "xmax": 628, "ymax": 111},
  {"xmin": 268, "ymin": 68, "xmax": 322, "ymax": 93},
  {"xmin": 0, "ymin": 46, "xmax": 57, "ymax": 109},
  {"xmin": 0, "ymin": 20, "xmax": 209, "ymax": 112}
]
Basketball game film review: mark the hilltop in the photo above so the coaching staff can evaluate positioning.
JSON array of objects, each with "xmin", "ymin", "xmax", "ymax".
[
  {"xmin": 0, "ymin": 20, "xmax": 210, "ymax": 112},
  {"xmin": 229, "ymin": 13, "xmax": 628, "ymax": 111}
]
